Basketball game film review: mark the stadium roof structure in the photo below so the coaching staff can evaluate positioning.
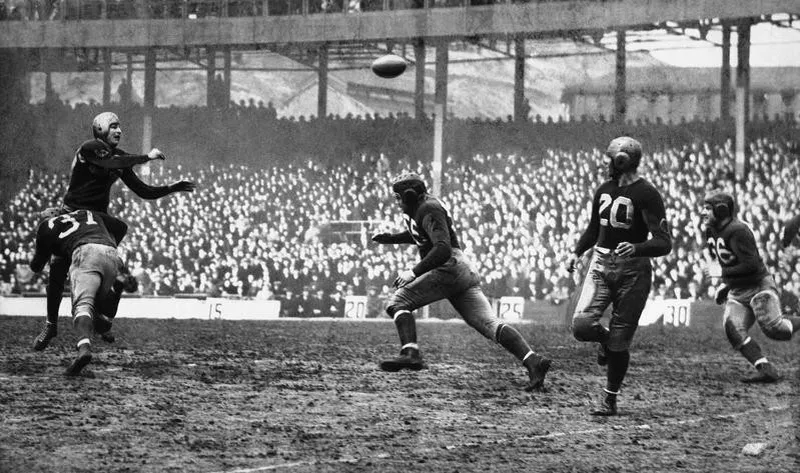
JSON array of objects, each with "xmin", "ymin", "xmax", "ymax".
[{"xmin": 563, "ymin": 66, "xmax": 800, "ymax": 95}]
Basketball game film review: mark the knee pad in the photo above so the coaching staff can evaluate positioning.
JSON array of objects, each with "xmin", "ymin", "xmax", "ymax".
[
  {"xmin": 606, "ymin": 348, "xmax": 630, "ymax": 364},
  {"xmin": 386, "ymin": 305, "xmax": 410, "ymax": 320},
  {"xmin": 723, "ymin": 316, "xmax": 748, "ymax": 349},
  {"xmin": 751, "ymin": 291, "xmax": 792, "ymax": 341},
  {"xmin": 494, "ymin": 323, "xmax": 511, "ymax": 344},
  {"xmin": 572, "ymin": 316, "xmax": 603, "ymax": 342},
  {"xmin": 72, "ymin": 310, "xmax": 92, "ymax": 326},
  {"xmin": 494, "ymin": 324, "xmax": 503, "ymax": 343},
  {"xmin": 761, "ymin": 319, "xmax": 793, "ymax": 341},
  {"xmin": 606, "ymin": 326, "xmax": 636, "ymax": 352}
]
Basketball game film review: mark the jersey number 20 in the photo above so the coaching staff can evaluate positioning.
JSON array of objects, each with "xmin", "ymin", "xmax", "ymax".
[{"xmin": 598, "ymin": 194, "xmax": 633, "ymax": 229}]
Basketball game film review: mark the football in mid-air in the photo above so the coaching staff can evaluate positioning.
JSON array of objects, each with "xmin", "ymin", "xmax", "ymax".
[{"xmin": 371, "ymin": 54, "xmax": 407, "ymax": 79}]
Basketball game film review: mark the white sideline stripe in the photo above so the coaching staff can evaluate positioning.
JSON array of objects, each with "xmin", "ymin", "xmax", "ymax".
[{"xmin": 210, "ymin": 404, "xmax": 789, "ymax": 473}]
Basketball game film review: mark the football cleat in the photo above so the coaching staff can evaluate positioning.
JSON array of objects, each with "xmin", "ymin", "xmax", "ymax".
[
  {"xmin": 100, "ymin": 331, "xmax": 116, "ymax": 343},
  {"xmin": 33, "ymin": 322, "xmax": 58, "ymax": 351},
  {"xmin": 741, "ymin": 362, "xmax": 781, "ymax": 384},
  {"xmin": 596, "ymin": 343, "xmax": 609, "ymax": 366},
  {"xmin": 524, "ymin": 355, "xmax": 552, "ymax": 392},
  {"xmin": 65, "ymin": 344, "xmax": 93, "ymax": 377},
  {"xmin": 379, "ymin": 347, "xmax": 425, "ymax": 372},
  {"xmin": 591, "ymin": 394, "xmax": 618, "ymax": 416},
  {"xmin": 113, "ymin": 271, "xmax": 138, "ymax": 294},
  {"xmin": 93, "ymin": 313, "xmax": 114, "ymax": 336}
]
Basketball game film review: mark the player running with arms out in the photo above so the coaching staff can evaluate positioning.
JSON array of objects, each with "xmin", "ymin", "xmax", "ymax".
[
  {"xmin": 371, "ymin": 173, "xmax": 552, "ymax": 392},
  {"xmin": 33, "ymin": 111, "xmax": 197, "ymax": 351},
  {"xmin": 567, "ymin": 137, "xmax": 672, "ymax": 416},
  {"xmin": 30, "ymin": 209, "xmax": 130, "ymax": 376},
  {"xmin": 702, "ymin": 190, "xmax": 800, "ymax": 383}
]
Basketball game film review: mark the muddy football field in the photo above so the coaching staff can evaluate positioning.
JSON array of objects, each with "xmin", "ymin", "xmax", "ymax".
[{"xmin": 0, "ymin": 310, "xmax": 797, "ymax": 473}]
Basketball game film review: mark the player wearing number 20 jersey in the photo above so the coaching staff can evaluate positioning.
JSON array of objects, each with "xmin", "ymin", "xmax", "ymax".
[
  {"xmin": 30, "ymin": 210, "xmax": 128, "ymax": 376},
  {"xmin": 568, "ymin": 137, "xmax": 672, "ymax": 416}
]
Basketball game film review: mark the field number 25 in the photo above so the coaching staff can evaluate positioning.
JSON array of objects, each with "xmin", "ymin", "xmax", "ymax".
[{"xmin": 497, "ymin": 297, "xmax": 524, "ymax": 321}]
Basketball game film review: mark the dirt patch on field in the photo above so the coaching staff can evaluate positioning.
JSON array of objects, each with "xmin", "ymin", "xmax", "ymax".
[{"xmin": 0, "ymin": 316, "xmax": 797, "ymax": 472}]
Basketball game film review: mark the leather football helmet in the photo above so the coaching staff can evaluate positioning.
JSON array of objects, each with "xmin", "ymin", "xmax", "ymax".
[
  {"xmin": 606, "ymin": 136, "xmax": 642, "ymax": 177},
  {"xmin": 392, "ymin": 173, "xmax": 427, "ymax": 206},
  {"xmin": 91, "ymin": 112, "xmax": 119, "ymax": 140},
  {"xmin": 704, "ymin": 190, "xmax": 736, "ymax": 221}
]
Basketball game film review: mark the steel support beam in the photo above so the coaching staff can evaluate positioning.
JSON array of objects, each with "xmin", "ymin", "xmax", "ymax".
[{"xmin": 1, "ymin": 1, "xmax": 794, "ymax": 49}]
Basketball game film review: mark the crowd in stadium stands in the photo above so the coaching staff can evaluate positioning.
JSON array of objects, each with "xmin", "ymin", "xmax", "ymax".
[
  {"xmin": 2, "ymin": 109, "xmax": 800, "ymax": 317},
  {"xmin": 10, "ymin": 99, "xmax": 797, "ymax": 185}
]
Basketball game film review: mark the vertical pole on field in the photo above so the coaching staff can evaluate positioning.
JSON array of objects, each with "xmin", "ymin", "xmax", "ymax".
[
  {"xmin": 414, "ymin": 38, "xmax": 426, "ymax": 120},
  {"xmin": 434, "ymin": 40, "xmax": 448, "ymax": 121},
  {"xmin": 102, "ymin": 48, "xmax": 111, "ymax": 106},
  {"xmin": 614, "ymin": 29, "xmax": 626, "ymax": 123},
  {"xmin": 513, "ymin": 35, "xmax": 525, "ymax": 122},
  {"xmin": 206, "ymin": 46, "xmax": 216, "ymax": 108},
  {"xmin": 142, "ymin": 48, "xmax": 156, "ymax": 155},
  {"xmin": 318, "ymin": 43, "xmax": 328, "ymax": 119},
  {"xmin": 223, "ymin": 46, "xmax": 231, "ymax": 109},
  {"xmin": 125, "ymin": 53, "xmax": 133, "ymax": 106},
  {"xmin": 720, "ymin": 22, "xmax": 731, "ymax": 127},
  {"xmin": 734, "ymin": 19, "xmax": 751, "ymax": 184},
  {"xmin": 433, "ymin": 103, "xmax": 443, "ymax": 197},
  {"xmin": 433, "ymin": 40, "xmax": 448, "ymax": 197}
]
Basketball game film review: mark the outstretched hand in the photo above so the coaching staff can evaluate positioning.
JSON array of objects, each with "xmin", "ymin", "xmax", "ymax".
[
  {"xmin": 147, "ymin": 148, "xmax": 166, "ymax": 160},
  {"xmin": 393, "ymin": 269, "xmax": 416, "ymax": 288},
  {"xmin": 172, "ymin": 180, "xmax": 197, "ymax": 193},
  {"xmin": 371, "ymin": 233, "xmax": 393, "ymax": 244}
]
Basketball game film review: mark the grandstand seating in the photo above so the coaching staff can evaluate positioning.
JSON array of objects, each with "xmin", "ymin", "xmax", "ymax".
[{"xmin": 1, "ymin": 104, "xmax": 798, "ymax": 318}]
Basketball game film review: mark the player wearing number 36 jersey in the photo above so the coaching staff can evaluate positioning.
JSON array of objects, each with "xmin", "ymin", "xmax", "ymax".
[
  {"xmin": 30, "ymin": 209, "xmax": 128, "ymax": 376},
  {"xmin": 371, "ymin": 173, "xmax": 552, "ymax": 392},
  {"xmin": 702, "ymin": 190, "xmax": 800, "ymax": 384},
  {"xmin": 567, "ymin": 136, "xmax": 672, "ymax": 416}
]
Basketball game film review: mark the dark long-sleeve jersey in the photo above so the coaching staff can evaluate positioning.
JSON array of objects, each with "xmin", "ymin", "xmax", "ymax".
[
  {"xmin": 62, "ymin": 139, "xmax": 175, "ymax": 212},
  {"xmin": 30, "ymin": 209, "xmax": 119, "ymax": 273},
  {"xmin": 381, "ymin": 196, "xmax": 461, "ymax": 276},
  {"xmin": 705, "ymin": 219, "xmax": 768, "ymax": 288},
  {"xmin": 574, "ymin": 178, "xmax": 672, "ymax": 258}
]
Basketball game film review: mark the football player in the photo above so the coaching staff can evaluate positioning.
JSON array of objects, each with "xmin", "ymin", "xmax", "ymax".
[
  {"xmin": 30, "ymin": 209, "xmax": 130, "ymax": 376},
  {"xmin": 702, "ymin": 190, "xmax": 800, "ymax": 383},
  {"xmin": 567, "ymin": 136, "xmax": 672, "ymax": 416},
  {"xmin": 33, "ymin": 112, "xmax": 197, "ymax": 351},
  {"xmin": 371, "ymin": 173, "xmax": 552, "ymax": 392}
]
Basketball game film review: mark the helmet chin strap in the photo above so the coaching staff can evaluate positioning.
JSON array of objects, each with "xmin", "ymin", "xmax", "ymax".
[{"xmin": 608, "ymin": 162, "xmax": 623, "ymax": 180}]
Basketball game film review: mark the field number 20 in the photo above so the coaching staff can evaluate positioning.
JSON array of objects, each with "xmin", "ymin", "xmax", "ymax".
[{"xmin": 345, "ymin": 296, "xmax": 368, "ymax": 319}]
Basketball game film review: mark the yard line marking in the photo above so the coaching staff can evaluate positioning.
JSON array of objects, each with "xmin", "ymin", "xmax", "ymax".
[
  {"xmin": 516, "ymin": 404, "xmax": 789, "ymax": 443},
  {"xmin": 210, "ymin": 404, "xmax": 790, "ymax": 473},
  {"xmin": 214, "ymin": 461, "xmax": 316, "ymax": 472}
]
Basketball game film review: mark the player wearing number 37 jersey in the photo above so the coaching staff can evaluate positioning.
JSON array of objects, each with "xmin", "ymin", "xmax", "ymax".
[
  {"xmin": 30, "ymin": 209, "xmax": 128, "ymax": 376},
  {"xmin": 567, "ymin": 137, "xmax": 672, "ymax": 416}
]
